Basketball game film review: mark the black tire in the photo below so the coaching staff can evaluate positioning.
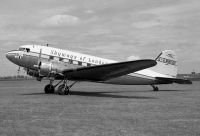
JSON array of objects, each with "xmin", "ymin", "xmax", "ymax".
[
  {"xmin": 154, "ymin": 87, "xmax": 159, "ymax": 91},
  {"xmin": 58, "ymin": 84, "xmax": 69, "ymax": 95},
  {"xmin": 57, "ymin": 84, "xmax": 65, "ymax": 95},
  {"xmin": 64, "ymin": 86, "xmax": 69, "ymax": 95},
  {"xmin": 44, "ymin": 84, "xmax": 55, "ymax": 94},
  {"xmin": 155, "ymin": 87, "xmax": 159, "ymax": 91}
]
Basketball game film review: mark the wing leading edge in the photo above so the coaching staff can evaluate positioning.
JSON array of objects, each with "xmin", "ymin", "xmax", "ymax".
[{"xmin": 62, "ymin": 59, "xmax": 157, "ymax": 81}]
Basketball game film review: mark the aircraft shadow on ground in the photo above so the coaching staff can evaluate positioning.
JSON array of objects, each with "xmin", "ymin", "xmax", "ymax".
[
  {"xmin": 21, "ymin": 92, "xmax": 47, "ymax": 95},
  {"xmin": 149, "ymin": 89, "xmax": 185, "ymax": 92},
  {"xmin": 69, "ymin": 91, "xmax": 157, "ymax": 99},
  {"xmin": 21, "ymin": 90, "xmax": 157, "ymax": 99}
]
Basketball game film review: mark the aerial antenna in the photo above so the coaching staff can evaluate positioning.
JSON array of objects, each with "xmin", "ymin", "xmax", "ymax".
[
  {"xmin": 45, "ymin": 43, "xmax": 52, "ymax": 47},
  {"xmin": 45, "ymin": 43, "xmax": 55, "ymax": 47}
]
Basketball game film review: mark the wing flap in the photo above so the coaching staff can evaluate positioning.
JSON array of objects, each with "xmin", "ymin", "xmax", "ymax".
[
  {"xmin": 156, "ymin": 77, "xmax": 192, "ymax": 84},
  {"xmin": 62, "ymin": 59, "xmax": 157, "ymax": 81}
]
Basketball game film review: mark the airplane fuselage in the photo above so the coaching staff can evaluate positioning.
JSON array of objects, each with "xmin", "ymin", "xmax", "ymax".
[{"xmin": 6, "ymin": 45, "xmax": 169, "ymax": 85}]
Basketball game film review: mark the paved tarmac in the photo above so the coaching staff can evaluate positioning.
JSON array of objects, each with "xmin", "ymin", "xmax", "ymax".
[{"xmin": 0, "ymin": 80, "xmax": 200, "ymax": 136}]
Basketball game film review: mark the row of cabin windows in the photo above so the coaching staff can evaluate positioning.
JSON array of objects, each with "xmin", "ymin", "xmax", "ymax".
[{"xmin": 49, "ymin": 56, "xmax": 92, "ymax": 67}]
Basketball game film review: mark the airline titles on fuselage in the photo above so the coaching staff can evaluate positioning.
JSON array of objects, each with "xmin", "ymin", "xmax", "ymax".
[{"xmin": 50, "ymin": 49, "xmax": 108, "ymax": 65}]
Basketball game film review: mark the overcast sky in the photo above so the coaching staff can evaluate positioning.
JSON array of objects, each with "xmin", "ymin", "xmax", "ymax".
[{"xmin": 0, "ymin": 0, "xmax": 200, "ymax": 76}]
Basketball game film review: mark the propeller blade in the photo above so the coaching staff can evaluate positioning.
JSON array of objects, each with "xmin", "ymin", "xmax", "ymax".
[
  {"xmin": 39, "ymin": 48, "xmax": 42, "ymax": 60},
  {"xmin": 38, "ymin": 48, "xmax": 42, "ymax": 70},
  {"xmin": 35, "ymin": 48, "xmax": 42, "ymax": 75}
]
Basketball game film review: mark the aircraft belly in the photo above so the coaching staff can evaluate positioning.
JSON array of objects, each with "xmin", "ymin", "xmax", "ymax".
[{"xmin": 104, "ymin": 74, "xmax": 156, "ymax": 85}]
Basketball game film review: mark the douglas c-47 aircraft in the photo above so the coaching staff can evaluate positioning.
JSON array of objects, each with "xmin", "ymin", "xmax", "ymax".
[{"xmin": 6, "ymin": 45, "xmax": 192, "ymax": 95}]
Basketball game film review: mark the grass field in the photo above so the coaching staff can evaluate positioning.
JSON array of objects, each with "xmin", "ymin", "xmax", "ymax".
[{"xmin": 0, "ymin": 80, "xmax": 200, "ymax": 136}]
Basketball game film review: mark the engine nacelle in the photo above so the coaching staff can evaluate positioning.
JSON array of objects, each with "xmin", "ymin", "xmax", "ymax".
[{"xmin": 39, "ymin": 60, "xmax": 64, "ymax": 77}]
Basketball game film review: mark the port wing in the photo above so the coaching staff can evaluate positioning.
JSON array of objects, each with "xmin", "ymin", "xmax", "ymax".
[{"xmin": 62, "ymin": 59, "xmax": 157, "ymax": 81}]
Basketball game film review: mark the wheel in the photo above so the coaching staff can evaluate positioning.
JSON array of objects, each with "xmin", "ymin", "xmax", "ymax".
[
  {"xmin": 156, "ymin": 87, "xmax": 159, "ymax": 91},
  {"xmin": 64, "ymin": 86, "xmax": 70, "ymax": 95},
  {"xmin": 44, "ymin": 84, "xmax": 55, "ymax": 94},
  {"xmin": 57, "ymin": 84, "xmax": 65, "ymax": 95},
  {"xmin": 57, "ymin": 84, "xmax": 70, "ymax": 95},
  {"xmin": 153, "ymin": 86, "xmax": 159, "ymax": 91}
]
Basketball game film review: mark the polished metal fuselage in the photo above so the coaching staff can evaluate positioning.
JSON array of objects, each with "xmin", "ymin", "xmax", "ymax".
[{"xmin": 6, "ymin": 49, "xmax": 163, "ymax": 85}]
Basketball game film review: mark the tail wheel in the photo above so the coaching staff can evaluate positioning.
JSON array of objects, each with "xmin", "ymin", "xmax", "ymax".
[
  {"xmin": 154, "ymin": 86, "xmax": 159, "ymax": 91},
  {"xmin": 44, "ymin": 84, "xmax": 55, "ymax": 94},
  {"xmin": 151, "ymin": 85, "xmax": 159, "ymax": 91},
  {"xmin": 57, "ymin": 84, "xmax": 69, "ymax": 95}
]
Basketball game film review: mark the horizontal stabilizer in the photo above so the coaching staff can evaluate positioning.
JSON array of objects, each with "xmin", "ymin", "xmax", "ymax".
[
  {"xmin": 156, "ymin": 77, "xmax": 192, "ymax": 84},
  {"xmin": 62, "ymin": 59, "xmax": 157, "ymax": 81}
]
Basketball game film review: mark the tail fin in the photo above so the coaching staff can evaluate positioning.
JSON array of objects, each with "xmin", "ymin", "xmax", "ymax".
[{"xmin": 151, "ymin": 50, "xmax": 178, "ymax": 77}]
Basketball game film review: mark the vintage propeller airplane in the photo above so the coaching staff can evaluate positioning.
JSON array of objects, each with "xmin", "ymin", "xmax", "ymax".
[{"xmin": 6, "ymin": 45, "xmax": 192, "ymax": 95}]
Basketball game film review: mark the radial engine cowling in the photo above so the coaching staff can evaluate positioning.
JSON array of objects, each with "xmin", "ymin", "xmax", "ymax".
[{"xmin": 38, "ymin": 60, "xmax": 65, "ymax": 77}]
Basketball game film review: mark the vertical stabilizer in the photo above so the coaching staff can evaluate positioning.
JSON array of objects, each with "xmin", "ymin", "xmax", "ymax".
[{"xmin": 151, "ymin": 50, "xmax": 178, "ymax": 77}]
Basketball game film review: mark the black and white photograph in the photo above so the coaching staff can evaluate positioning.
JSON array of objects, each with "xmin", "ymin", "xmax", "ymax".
[{"xmin": 0, "ymin": 0, "xmax": 200, "ymax": 135}]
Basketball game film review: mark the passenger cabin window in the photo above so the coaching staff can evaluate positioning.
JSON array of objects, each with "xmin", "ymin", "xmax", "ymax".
[
  {"xmin": 69, "ymin": 59, "xmax": 73, "ymax": 64},
  {"xmin": 49, "ymin": 56, "xmax": 54, "ymax": 60},
  {"xmin": 87, "ymin": 63, "xmax": 91, "ymax": 67},
  {"xmin": 54, "ymin": 57, "xmax": 59, "ymax": 61},
  {"xmin": 73, "ymin": 61, "xmax": 78, "ymax": 65},
  {"xmin": 59, "ymin": 58, "xmax": 63, "ymax": 61},
  {"xmin": 82, "ymin": 63, "xmax": 87, "ymax": 67},
  {"xmin": 78, "ymin": 61, "xmax": 82, "ymax": 66},
  {"xmin": 63, "ymin": 59, "xmax": 69, "ymax": 63}
]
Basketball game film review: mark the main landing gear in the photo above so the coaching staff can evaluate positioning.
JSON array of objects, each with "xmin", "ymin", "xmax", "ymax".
[
  {"xmin": 151, "ymin": 85, "xmax": 159, "ymax": 91},
  {"xmin": 44, "ymin": 80, "xmax": 55, "ymax": 94},
  {"xmin": 44, "ymin": 79, "xmax": 77, "ymax": 95}
]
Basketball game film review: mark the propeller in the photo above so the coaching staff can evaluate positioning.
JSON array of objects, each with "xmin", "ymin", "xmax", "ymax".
[
  {"xmin": 34, "ymin": 48, "xmax": 42, "ymax": 75},
  {"xmin": 38, "ymin": 48, "xmax": 42, "ymax": 74}
]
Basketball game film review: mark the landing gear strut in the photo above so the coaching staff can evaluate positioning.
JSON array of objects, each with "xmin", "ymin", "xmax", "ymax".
[
  {"xmin": 44, "ymin": 80, "xmax": 55, "ymax": 94},
  {"xmin": 151, "ymin": 85, "xmax": 159, "ymax": 91},
  {"xmin": 57, "ymin": 79, "xmax": 77, "ymax": 95}
]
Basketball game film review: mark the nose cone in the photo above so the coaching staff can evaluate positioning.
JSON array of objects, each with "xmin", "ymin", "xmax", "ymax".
[
  {"xmin": 5, "ymin": 51, "xmax": 18, "ymax": 64},
  {"xmin": 6, "ymin": 50, "xmax": 24, "ymax": 67},
  {"xmin": 6, "ymin": 52, "xmax": 13, "ymax": 61}
]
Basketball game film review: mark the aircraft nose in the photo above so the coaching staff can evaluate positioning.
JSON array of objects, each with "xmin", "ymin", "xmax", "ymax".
[
  {"xmin": 5, "ymin": 51, "xmax": 16, "ymax": 62},
  {"xmin": 6, "ymin": 50, "xmax": 24, "ymax": 67},
  {"xmin": 6, "ymin": 52, "xmax": 12, "ymax": 60}
]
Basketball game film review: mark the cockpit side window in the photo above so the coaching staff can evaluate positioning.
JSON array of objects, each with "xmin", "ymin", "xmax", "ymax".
[
  {"xmin": 19, "ymin": 48, "xmax": 30, "ymax": 52},
  {"xmin": 19, "ymin": 48, "xmax": 25, "ymax": 51},
  {"xmin": 26, "ymin": 48, "xmax": 30, "ymax": 52}
]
